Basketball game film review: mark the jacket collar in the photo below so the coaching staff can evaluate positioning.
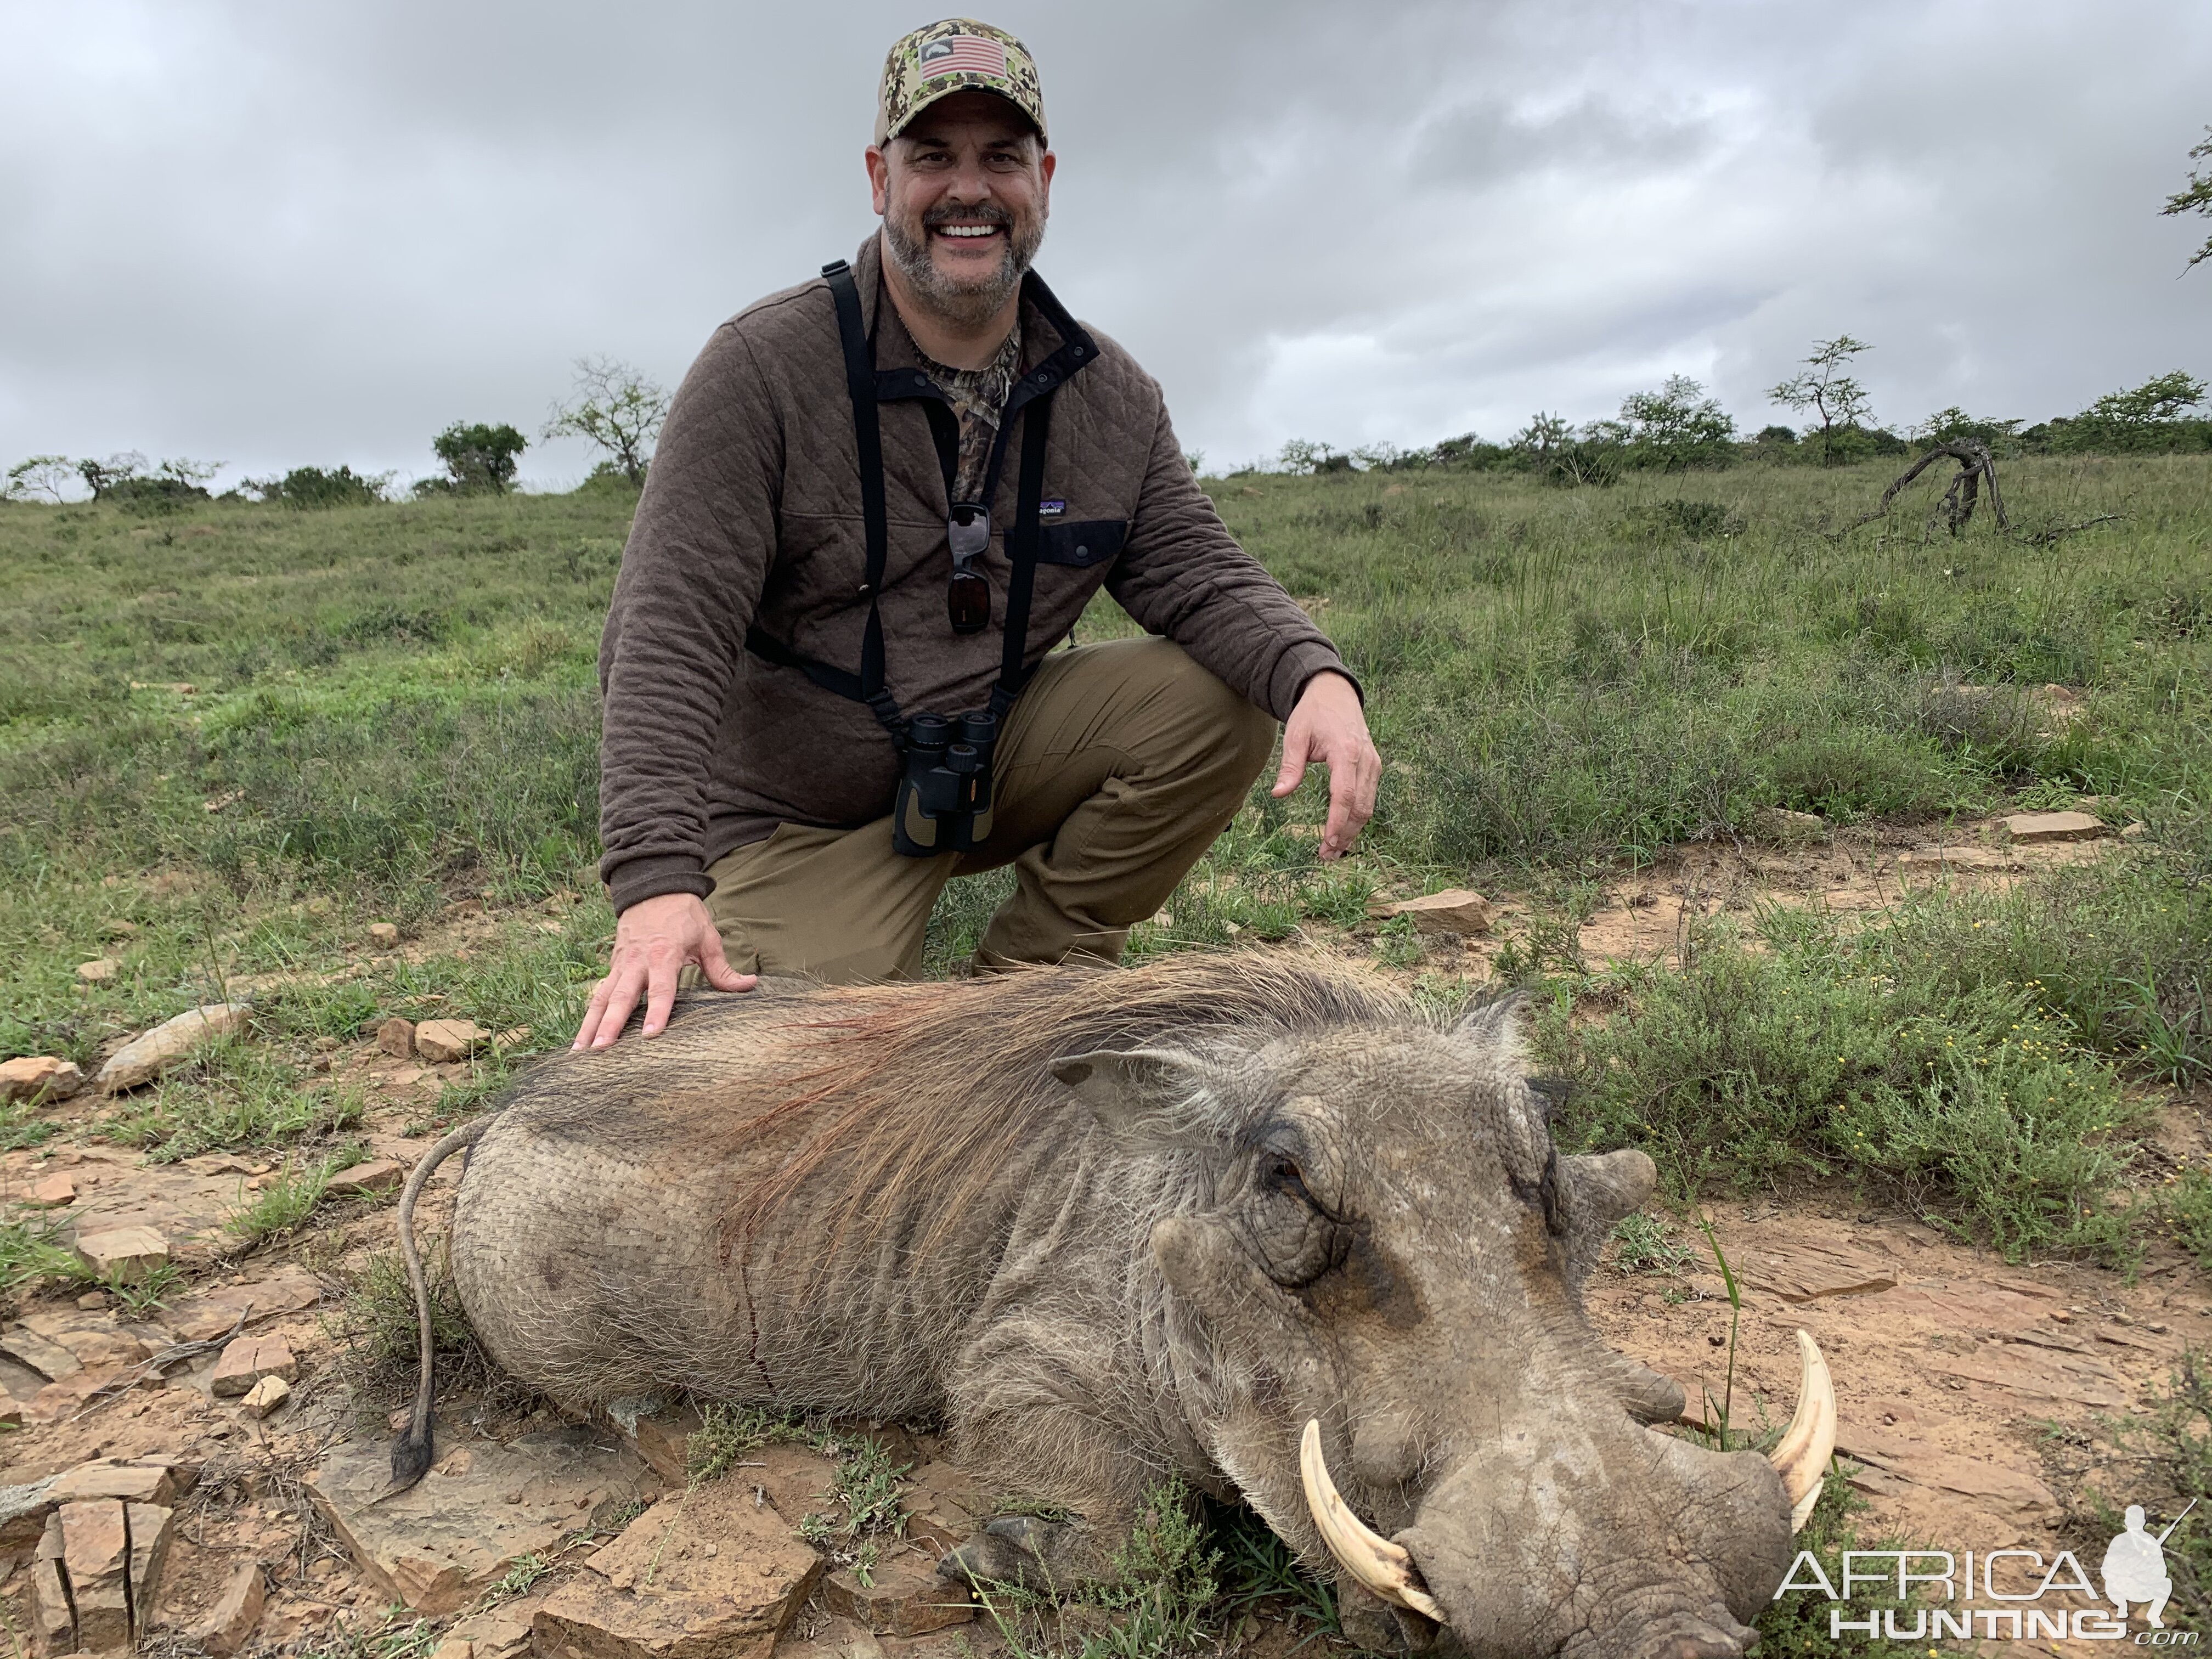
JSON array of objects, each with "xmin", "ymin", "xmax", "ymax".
[{"xmin": 848, "ymin": 233, "xmax": 1097, "ymax": 410}]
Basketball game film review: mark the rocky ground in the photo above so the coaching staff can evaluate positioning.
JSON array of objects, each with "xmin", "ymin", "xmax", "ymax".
[{"xmin": 0, "ymin": 805, "xmax": 2201, "ymax": 1659}]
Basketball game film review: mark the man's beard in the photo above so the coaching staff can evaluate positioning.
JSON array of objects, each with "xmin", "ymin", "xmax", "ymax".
[{"xmin": 883, "ymin": 201, "xmax": 1044, "ymax": 331}]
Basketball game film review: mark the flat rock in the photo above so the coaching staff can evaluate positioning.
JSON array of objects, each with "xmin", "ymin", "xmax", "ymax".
[
  {"xmin": 76, "ymin": 958, "xmax": 121, "ymax": 984},
  {"xmin": 59, "ymin": 1499, "xmax": 133, "ymax": 1650},
  {"xmin": 1841, "ymin": 1428, "xmax": 2059, "ymax": 1521},
  {"xmin": 326, "ymin": 1158, "xmax": 406, "ymax": 1197},
  {"xmin": 24, "ymin": 1365, "xmax": 127, "ymax": 1426},
  {"xmin": 161, "ymin": 1266, "xmax": 322, "ymax": 1341},
  {"xmin": 1730, "ymin": 1239, "xmax": 1895, "ymax": 1303},
  {"xmin": 750, "ymin": 1443, "xmax": 842, "ymax": 1527},
  {"xmin": 822, "ymin": 1556, "xmax": 975, "ymax": 1636},
  {"xmin": 1866, "ymin": 1277, "xmax": 2062, "ymax": 1328},
  {"xmin": 310, "ymin": 1427, "xmax": 658, "ymax": 1616},
  {"xmin": 1922, "ymin": 1338, "xmax": 2125, "ymax": 1407},
  {"xmin": 1387, "ymin": 888, "xmax": 1494, "ymax": 937},
  {"xmin": 241, "ymin": 1374, "xmax": 291, "ymax": 1419},
  {"xmin": 415, "ymin": 1020, "xmax": 489, "ymax": 1064},
  {"xmin": 616, "ymin": 1401, "xmax": 703, "ymax": 1486},
  {"xmin": 2000, "ymin": 810, "xmax": 2108, "ymax": 844},
  {"xmin": 50, "ymin": 1459, "xmax": 186, "ymax": 1506},
  {"xmin": 76, "ymin": 1223, "xmax": 170, "ymax": 1283},
  {"xmin": 533, "ymin": 1475, "xmax": 822, "ymax": 1659},
  {"xmin": 0, "ymin": 1327, "xmax": 84, "ymax": 1382},
  {"xmin": 26, "ymin": 1171, "xmax": 78, "ymax": 1206},
  {"xmin": 0, "ymin": 1057, "xmax": 86, "ymax": 1104},
  {"xmin": 129, "ymin": 1500, "xmax": 177, "ymax": 1611},
  {"xmin": 198, "ymin": 1561, "xmax": 266, "ymax": 1655},
  {"xmin": 97, "ymin": 1003, "xmax": 251, "ymax": 1095},
  {"xmin": 57, "ymin": 1326, "xmax": 149, "ymax": 1370},
  {"xmin": 377, "ymin": 1017, "xmax": 417, "ymax": 1058},
  {"xmin": 210, "ymin": 1332, "xmax": 296, "ymax": 1396}
]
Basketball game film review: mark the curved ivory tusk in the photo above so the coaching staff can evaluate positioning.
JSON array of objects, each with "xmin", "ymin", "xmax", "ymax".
[
  {"xmin": 1299, "ymin": 1419, "xmax": 1446, "ymax": 1622},
  {"xmin": 1767, "ymin": 1329, "xmax": 1836, "ymax": 1532}
]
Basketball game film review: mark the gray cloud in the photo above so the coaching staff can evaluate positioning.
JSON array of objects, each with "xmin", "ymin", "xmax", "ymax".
[{"xmin": 2, "ymin": 0, "xmax": 2207, "ymax": 488}]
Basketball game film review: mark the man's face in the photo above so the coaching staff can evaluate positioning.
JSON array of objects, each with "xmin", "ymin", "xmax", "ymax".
[{"xmin": 868, "ymin": 92, "xmax": 1053, "ymax": 328}]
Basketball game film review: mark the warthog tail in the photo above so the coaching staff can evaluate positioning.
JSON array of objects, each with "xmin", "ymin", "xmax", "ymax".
[{"xmin": 387, "ymin": 1116, "xmax": 494, "ymax": 1494}]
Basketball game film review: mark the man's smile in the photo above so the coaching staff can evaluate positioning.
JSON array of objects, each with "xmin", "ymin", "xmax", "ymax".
[{"xmin": 934, "ymin": 223, "xmax": 1004, "ymax": 241}]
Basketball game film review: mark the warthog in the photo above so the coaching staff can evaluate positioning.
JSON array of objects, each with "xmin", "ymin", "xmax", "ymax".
[{"xmin": 394, "ymin": 956, "xmax": 1833, "ymax": 1659}]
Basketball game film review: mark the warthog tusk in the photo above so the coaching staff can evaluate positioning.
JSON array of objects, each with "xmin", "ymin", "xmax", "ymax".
[
  {"xmin": 1299, "ymin": 1419, "xmax": 1446, "ymax": 1623},
  {"xmin": 1767, "ymin": 1329, "xmax": 1837, "ymax": 1531}
]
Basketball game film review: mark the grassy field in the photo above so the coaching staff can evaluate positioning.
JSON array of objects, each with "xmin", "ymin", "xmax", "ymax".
[{"xmin": 1, "ymin": 455, "xmax": 2208, "ymax": 1267}]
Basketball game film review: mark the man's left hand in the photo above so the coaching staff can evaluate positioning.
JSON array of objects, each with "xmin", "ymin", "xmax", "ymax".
[{"xmin": 1273, "ymin": 670, "xmax": 1379, "ymax": 860}]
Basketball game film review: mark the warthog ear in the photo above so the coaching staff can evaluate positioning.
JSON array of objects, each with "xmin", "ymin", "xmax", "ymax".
[
  {"xmin": 1451, "ymin": 992, "xmax": 1527, "ymax": 1057},
  {"xmin": 1049, "ymin": 1048, "xmax": 1218, "ymax": 1138}
]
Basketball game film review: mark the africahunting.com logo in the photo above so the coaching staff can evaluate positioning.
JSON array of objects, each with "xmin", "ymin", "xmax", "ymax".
[{"xmin": 1774, "ymin": 1502, "xmax": 2195, "ymax": 1644}]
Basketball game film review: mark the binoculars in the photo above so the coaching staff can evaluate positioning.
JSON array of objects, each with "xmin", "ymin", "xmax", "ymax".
[{"xmin": 893, "ymin": 710, "xmax": 1000, "ymax": 856}]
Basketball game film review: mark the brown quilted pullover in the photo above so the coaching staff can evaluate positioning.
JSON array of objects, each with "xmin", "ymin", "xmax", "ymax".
[{"xmin": 596, "ymin": 236, "xmax": 1353, "ymax": 914}]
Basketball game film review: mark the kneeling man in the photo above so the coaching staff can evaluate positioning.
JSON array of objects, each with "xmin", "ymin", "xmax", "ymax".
[{"xmin": 576, "ymin": 19, "xmax": 1376, "ymax": 1048}]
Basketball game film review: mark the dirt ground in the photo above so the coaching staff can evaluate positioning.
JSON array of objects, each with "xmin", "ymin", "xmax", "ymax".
[{"xmin": 0, "ymin": 816, "xmax": 2200, "ymax": 1658}]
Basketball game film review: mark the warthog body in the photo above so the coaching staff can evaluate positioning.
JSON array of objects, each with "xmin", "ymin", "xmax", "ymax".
[{"xmin": 413, "ymin": 956, "xmax": 1800, "ymax": 1659}]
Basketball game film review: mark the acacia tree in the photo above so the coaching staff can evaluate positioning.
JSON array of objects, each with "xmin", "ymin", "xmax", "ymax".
[
  {"xmin": 1768, "ymin": 336, "xmax": 1874, "ymax": 465},
  {"xmin": 542, "ymin": 357, "xmax": 669, "ymax": 487},
  {"xmin": 76, "ymin": 451, "xmax": 147, "ymax": 500},
  {"xmin": 2163, "ymin": 126, "xmax": 2212, "ymax": 271},
  {"xmin": 1591, "ymin": 376, "xmax": 1737, "ymax": 471},
  {"xmin": 4, "ymin": 455, "xmax": 75, "ymax": 502}
]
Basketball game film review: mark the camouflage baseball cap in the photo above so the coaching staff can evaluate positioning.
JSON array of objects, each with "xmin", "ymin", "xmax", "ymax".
[{"xmin": 874, "ymin": 19, "xmax": 1046, "ymax": 147}]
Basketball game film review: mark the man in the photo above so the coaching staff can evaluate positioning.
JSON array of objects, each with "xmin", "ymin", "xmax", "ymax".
[{"xmin": 575, "ymin": 18, "xmax": 1378, "ymax": 1050}]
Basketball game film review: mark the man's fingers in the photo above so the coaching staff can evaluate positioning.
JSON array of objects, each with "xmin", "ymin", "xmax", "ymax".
[
  {"xmin": 696, "ymin": 929, "xmax": 756, "ymax": 994},
  {"xmin": 639, "ymin": 955, "xmax": 680, "ymax": 1039},
  {"xmin": 1320, "ymin": 775, "xmax": 1359, "ymax": 860},
  {"xmin": 571, "ymin": 979, "xmax": 614, "ymax": 1050},
  {"xmin": 588, "ymin": 965, "xmax": 646, "ymax": 1050},
  {"xmin": 1271, "ymin": 724, "xmax": 1311, "ymax": 798},
  {"xmin": 1347, "ymin": 749, "xmax": 1380, "ymax": 830}
]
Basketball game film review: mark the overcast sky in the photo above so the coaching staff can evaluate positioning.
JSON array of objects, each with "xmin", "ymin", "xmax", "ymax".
[{"xmin": 4, "ymin": 0, "xmax": 2209, "ymax": 490}]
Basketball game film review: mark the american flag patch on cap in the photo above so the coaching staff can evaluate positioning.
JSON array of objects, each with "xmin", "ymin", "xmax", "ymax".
[{"xmin": 918, "ymin": 33, "xmax": 1008, "ymax": 78}]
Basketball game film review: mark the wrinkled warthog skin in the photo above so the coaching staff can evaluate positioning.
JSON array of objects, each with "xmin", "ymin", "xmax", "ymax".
[{"xmin": 438, "ymin": 956, "xmax": 1795, "ymax": 1659}]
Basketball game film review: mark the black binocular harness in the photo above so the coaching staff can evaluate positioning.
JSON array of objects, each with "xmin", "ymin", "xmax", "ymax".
[{"xmin": 743, "ymin": 259, "xmax": 1098, "ymax": 855}]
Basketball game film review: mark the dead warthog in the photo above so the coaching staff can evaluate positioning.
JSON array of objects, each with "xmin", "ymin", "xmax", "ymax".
[{"xmin": 394, "ymin": 955, "xmax": 1832, "ymax": 1659}]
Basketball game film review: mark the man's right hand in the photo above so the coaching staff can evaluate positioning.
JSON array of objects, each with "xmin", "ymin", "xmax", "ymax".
[{"xmin": 573, "ymin": 892, "xmax": 757, "ymax": 1051}]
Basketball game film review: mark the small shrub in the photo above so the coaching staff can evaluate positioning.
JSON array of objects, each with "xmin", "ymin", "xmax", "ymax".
[
  {"xmin": 227, "ymin": 1146, "xmax": 363, "ymax": 1246},
  {"xmin": 686, "ymin": 1403, "xmax": 811, "ymax": 1485},
  {"xmin": 337, "ymin": 1243, "xmax": 472, "ymax": 1377},
  {"xmin": 1610, "ymin": 1211, "xmax": 1698, "ymax": 1274}
]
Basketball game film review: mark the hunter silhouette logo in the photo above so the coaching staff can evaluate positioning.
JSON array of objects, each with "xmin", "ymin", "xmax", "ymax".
[
  {"xmin": 1774, "ymin": 1498, "xmax": 2198, "ymax": 1643},
  {"xmin": 2105, "ymin": 1501, "xmax": 2192, "ymax": 1629}
]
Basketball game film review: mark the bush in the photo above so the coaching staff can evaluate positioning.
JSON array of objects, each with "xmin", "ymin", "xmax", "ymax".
[
  {"xmin": 253, "ymin": 465, "xmax": 391, "ymax": 509},
  {"xmin": 106, "ymin": 476, "xmax": 211, "ymax": 515},
  {"xmin": 1590, "ymin": 375, "xmax": 1738, "ymax": 472},
  {"xmin": 426, "ymin": 422, "xmax": 527, "ymax": 494},
  {"xmin": 1535, "ymin": 908, "xmax": 2147, "ymax": 1262}
]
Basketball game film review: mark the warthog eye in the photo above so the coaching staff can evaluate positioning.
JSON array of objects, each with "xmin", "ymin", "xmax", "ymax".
[
  {"xmin": 1262, "ymin": 1154, "xmax": 1314, "ymax": 1205},
  {"xmin": 1245, "ymin": 1149, "xmax": 1348, "ymax": 1288}
]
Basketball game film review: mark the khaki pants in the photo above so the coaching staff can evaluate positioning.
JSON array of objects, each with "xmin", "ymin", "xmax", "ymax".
[{"xmin": 701, "ymin": 636, "xmax": 1277, "ymax": 982}]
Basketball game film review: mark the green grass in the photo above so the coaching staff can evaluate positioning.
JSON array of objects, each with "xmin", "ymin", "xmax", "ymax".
[
  {"xmin": 0, "ymin": 458, "xmax": 2205, "ymax": 1265},
  {"xmin": 224, "ymin": 1142, "xmax": 366, "ymax": 1246}
]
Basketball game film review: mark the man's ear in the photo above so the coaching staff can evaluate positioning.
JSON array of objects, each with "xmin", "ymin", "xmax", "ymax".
[
  {"xmin": 1048, "ymin": 1047, "xmax": 1214, "ymax": 1138},
  {"xmin": 866, "ymin": 144, "xmax": 890, "ymax": 216}
]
